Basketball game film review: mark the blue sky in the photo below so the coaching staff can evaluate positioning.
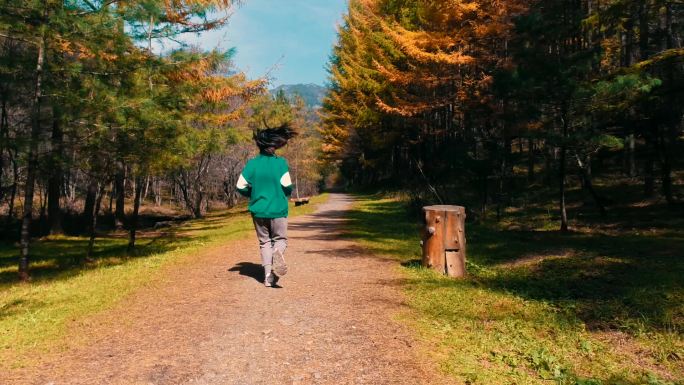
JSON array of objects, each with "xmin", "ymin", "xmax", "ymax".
[{"xmin": 180, "ymin": 0, "xmax": 348, "ymax": 88}]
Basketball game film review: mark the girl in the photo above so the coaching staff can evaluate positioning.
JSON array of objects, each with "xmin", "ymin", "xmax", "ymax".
[{"xmin": 236, "ymin": 123, "xmax": 297, "ymax": 287}]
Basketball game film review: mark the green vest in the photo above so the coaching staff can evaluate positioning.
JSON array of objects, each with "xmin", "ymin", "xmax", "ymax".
[{"xmin": 237, "ymin": 154, "xmax": 293, "ymax": 218}]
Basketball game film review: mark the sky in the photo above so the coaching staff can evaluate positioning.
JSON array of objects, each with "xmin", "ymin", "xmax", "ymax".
[{"xmin": 179, "ymin": 0, "xmax": 348, "ymax": 88}]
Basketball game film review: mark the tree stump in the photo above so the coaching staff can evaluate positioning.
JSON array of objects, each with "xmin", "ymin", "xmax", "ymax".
[
  {"xmin": 421, "ymin": 205, "xmax": 466, "ymax": 278},
  {"xmin": 293, "ymin": 197, "xmax": 310, "ymax": 207}
]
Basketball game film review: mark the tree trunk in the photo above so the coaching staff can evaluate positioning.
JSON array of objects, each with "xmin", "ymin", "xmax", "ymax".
[
  {"xmin": 628, "ymin": 133, "xmax": 636, "ymax": 177},
  {"xmin": 638, "ymin": 0, "xmax": 649, "ymax": 60},
  {"xmin": 527, "ymin": 137, "xmax": 535, "ymax": 182},
  {"xmin": 193, "ymin": 192, "xmax": 203, "ymax": 218},
  {"xmin": 661, "ymin": 155, "xmax": 673, "ymax": 204},
  {"xmin": 544, "ymin": 142, "xmax": 554, "ymax": 186},
  {"xmin": 7, "ymin": 149, "xmax": 18, "ymax": 222},
  {"xmin": 176, "ymin": 170, "xmax": 193, "ymax": 214},
  {"xmin": 114, "ymin": 161, "xmax": 125, "ymax": 229},
  {"xmin": 0, "ymin": 98, "xmax": 7, "ymax": 203},
  {"xmin": 19, "ymin": 33, "xmax": 46, "ymax": 280},
  {"xmin": 108, "ymin": 182, "xmax": 114, "ymax": 213},
  {"xmin": 48, "ymin": 106, "xmax": 64, "ymax": 234},
  {"xmin": 421, "ymin": 205, "xmax": 467, "ymax": 278},
  {"xmin": 559, "ymin": 111, "xmax": 569, "ymax": 232},
  {"xmin": 85, "ymin": 182, "xmax": 106, "ymax": 262},
  {"xmin": 83, "ymin": 180, "xmax": 97, "ymax": 223},
  {"xmin": 39, "ymin": 182, "xmax": 47, "ymax": 224},
  {"xmin": 644, "ymin": 149, "xmax": 655, "ymax": 198},
  {"xmin": 659, "ymin": 127, "xmax": 675, "ymax": 205},
  {"xmin": 142, "ymin": 175, "xmax": 150, "ymax": 201},
  {"xmin": 192, "ymin": 178, "xmax": 204, "ymax": 218},
  {"xmin": 575, "ymin": 154, "xmax": 606, "ymax": 217},
  {"xmin": 127, "ymin": 175, "xmax": 143, "ymax": 254},
  {"xmin": 154, "ymin": 178, "xmax": 162, "ymax": 206},
  {"xmin": 480, "ymin": 174, "xmax": 488, "ymax": 219}
]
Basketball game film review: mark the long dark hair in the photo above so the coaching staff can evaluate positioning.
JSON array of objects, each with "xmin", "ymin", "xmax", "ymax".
[{"xmin": 253, "ymin": 122, "xmax": 298, "ymax": 155}]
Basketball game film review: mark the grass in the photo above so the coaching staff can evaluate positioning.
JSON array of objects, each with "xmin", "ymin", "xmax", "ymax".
[
  {"xmin": 345, "ymin": 194, "xmax": 683, "ymax": 385},
  {"xmin": 0, "ymin": 194, "xmax": 327, "ymax": 370}
]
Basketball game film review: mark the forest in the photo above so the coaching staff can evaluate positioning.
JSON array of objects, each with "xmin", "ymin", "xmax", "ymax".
[
  {"xmin": 322, "ymin": 0, "xmax": 683, "ymax": 226},
  {"xmin": 319, "ymin": 3, "xmax": 683, "ymax": 380},
  {"xmin": 0, "ymin": 0, "xmax": 323, "ymax": 280},
  {"xmin": 0, "ymin": 0, "xmax": 683, "ymax": 383}
]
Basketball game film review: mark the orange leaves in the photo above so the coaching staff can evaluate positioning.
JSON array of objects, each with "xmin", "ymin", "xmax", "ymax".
[
  {"xmin": 322, "ymin": 0, "xmax": 532, "ymax": 164},
  {"xmin": 202, "ymin": 86, "xmax": 241, "ymax": 104},
  {"xmin": 161, "ymin": 48, "xmax": 266, "ymax": 133},
  {"xmin": 200, "ymin": 78, "xmax": 266, "ymax": 105},
  {"xmin": 54, "ymin": 36, "xmax": 96, "ymax": 60},
  {"xmin": 375, "ymin": 96, "xmax": 429, "ymax": 117},
  {"xmin": 165, "ymin": 56, "xmax": 213, "ymax": 83},
  {"xmin": 175, "ymin": 0, "xmax": 234, "ymax": 7},
  {"xmin": 381, "ymin": 22, "xmax": 475, "ymax": 66},
  {"xmin": 420, "ymin": 0, "xmax": 480, "ymax": 29},
  {"xmin": 323, "ymin": 0, "xmax": 531, "ymax": 136},
  {"xmin": 54, "ymin": 35, "xmax": 123, "ymax": 63}
]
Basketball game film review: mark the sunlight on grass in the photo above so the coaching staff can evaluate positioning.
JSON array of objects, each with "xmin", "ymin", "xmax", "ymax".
[
  {"xmin": 0, "ymin": 194, "xmax": 328, "ymax": 370},
  {"xmin": 347, "ymin": 195, "xmax": 683, "ymax": 385}
]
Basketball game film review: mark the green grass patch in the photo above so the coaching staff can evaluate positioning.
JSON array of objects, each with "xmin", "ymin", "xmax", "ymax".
[
  {"xmin": 346, "ymin": 195, "xmax": 683, "ymax": 385},
  {"xmin": 0, "ymin": 194, "xmax": 328, "ymax": 369}
]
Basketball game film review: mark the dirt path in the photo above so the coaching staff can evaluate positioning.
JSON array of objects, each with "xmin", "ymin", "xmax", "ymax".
[{"xmin": 11, "ymin": 194, "xmax": 445, "ymax": 385}]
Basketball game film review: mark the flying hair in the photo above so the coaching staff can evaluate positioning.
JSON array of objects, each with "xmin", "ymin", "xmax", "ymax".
[{"xmin": 253, "ymin": 121, "xmax": 298, "ymax": 154}]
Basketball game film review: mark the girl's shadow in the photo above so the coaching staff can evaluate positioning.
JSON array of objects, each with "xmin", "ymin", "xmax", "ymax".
[{"xmin": 228, "ymin": 262, "xmax": 282, "ymax": 288}]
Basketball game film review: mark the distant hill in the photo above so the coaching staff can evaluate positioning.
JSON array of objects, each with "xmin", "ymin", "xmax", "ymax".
[{"xmin": 271, "ymin": 84, "xmax": 327, "ymax": 108}]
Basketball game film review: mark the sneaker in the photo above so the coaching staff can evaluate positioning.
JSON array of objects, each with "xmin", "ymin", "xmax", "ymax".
[
  {"xmin": 273, "ymin": 249, "xmax": 288, "ymax": 276},
  {"xmin": 264, "ymin": 273, "xmax": 275, "ymax": 287}
]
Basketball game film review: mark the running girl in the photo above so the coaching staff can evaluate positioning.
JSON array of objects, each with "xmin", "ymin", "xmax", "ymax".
[{"xmin": 236, "ymin": 124, "xmax": 297, "ymax": 287}]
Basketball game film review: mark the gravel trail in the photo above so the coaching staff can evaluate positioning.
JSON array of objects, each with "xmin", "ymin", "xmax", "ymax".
[{"xmin": 10, "ymin": 194, "xmax": 445, "ymax": 385}]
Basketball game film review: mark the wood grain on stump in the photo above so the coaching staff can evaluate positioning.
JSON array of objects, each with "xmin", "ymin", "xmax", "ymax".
[{"xmin": 421, "ymin": 205, "xmax": 466, "ymax": 278}]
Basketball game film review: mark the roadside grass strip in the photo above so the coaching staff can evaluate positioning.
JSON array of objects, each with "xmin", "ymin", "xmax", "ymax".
[
  {"xmin": 0, "ymin": 194, "xmax": 328, "ymax": 369},
  {"xmin": 345, "ymin": 195, "xmax": 683, "ymax": 385}
]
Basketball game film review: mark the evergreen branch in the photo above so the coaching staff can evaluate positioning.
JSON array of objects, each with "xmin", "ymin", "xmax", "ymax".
[{"xmin": 0, "ymin": 32, "xmax": 39, "ymax": 45}]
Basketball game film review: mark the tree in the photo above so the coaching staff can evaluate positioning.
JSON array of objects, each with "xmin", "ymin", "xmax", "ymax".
[
  {"xmin": 322, "ymin": 0, "xmax": 683, "ymax": 228},
  {"xmin": 0, "ymin": 0, "xmax": 253, "ymax": 276}
]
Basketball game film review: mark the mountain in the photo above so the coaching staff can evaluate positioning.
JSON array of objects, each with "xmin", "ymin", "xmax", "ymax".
[{"xmin": 271, "ymin": 83, "xmax": 327, "ymax": 108}]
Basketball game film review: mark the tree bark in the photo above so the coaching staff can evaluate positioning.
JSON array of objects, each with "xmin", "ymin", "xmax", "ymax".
[
  {"xmin": 638, "ymin": 0, "xmax": 649, "ymax": 60},
  {"xmin": 527, "ymin": 137, "xmax": 535, "ymax": 182},
  {"xmin": 153, "ymin": 178, "xmax": 162, "ymax": 206},
  {"xmin": 644, "ymin": 147, "xmax": 655, "ymax": 197},
  {"xmin": 661, "ymin": 154, "xmax": 673, "ymax": 204},
  {"xmin": 85, "ymin": 182, "xmax": 106, "ymax": 262},
  {"xmin": 142, "ymin": 175, "xmax": 150, "ymax": 201},
  {"xmin": 192, "ymin": 193, "xmax": 203, "ymax": 218},
  {"xmin": 127, "ymin": 175, "xmax": 143, "ymax": 254},
  {"xmin": 19, "ymin": 32, "xmax": 46, "ymax": 280},
  {"xmin": 575, "ymin": 153, "xmax": 606, "ymax": 216},
  {"xmin": 544, "ymin": 141, "xmax": 554, "ymax": 186},
  {"xmin": 0, "ymin": 98, "xmax": 7, "ymax": 203},
  {"xmin": 480, "ymin": 174, "xmax": 488, "ymax": 219},
  {"xmin": 659, "ymin": 127, "xmax": 675, "ymax": 205},
  {"xmin": 48, "ymin": 106, "xmax": 63, "ymax": 234},
  {"xmin": 421, "ymin": 205, "xmax": 466, "ymax": 278},
  {"xmin": 559, "ymin": 110, "xmax": 569, "ymax": 232},
  {"xmin": 114, "ymin": 161, "xmax": 125, "ymax": 229},
  {"xmin": 627, "ymin": 133, "xmax": 636, "ymax": 177},
  {"xmin": 108, "ymin": 182, "xmax": 114, "ymax": 213},
  {"xmin": 7, "ymin": 149, "xmax": 18, "ymax": 222},
  {"xmin": 83, "ymin": 180, "xmax": 97, "ymax": 225}
]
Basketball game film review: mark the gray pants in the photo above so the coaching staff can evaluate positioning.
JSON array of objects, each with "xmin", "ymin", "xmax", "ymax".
[{"xmin": 252, "ymin": 217, "xmax": 288, "ymax": 268}]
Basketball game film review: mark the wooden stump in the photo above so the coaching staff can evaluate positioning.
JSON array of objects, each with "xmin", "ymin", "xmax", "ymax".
[{"xmin": 421, "ymin": 205, "xmax": 467, "ymax": 278}]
